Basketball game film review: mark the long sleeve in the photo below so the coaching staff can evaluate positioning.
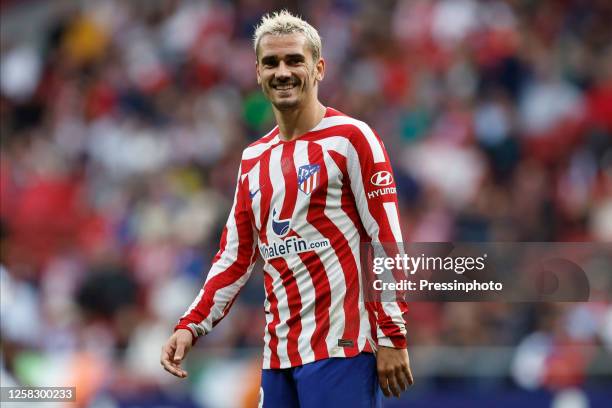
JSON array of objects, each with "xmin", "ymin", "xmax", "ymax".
[
  {"xmin": 174, "ymin": 165, "xmax": 258, "ymax": 342},
  {"xmin": 345, "ymin": 122, "xmax": 408, "ymax": 349}
]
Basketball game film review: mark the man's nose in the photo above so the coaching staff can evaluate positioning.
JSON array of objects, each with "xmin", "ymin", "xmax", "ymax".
[{"xmin": 275, "ymin": 61, "xmax": 291, "ymax": 80}]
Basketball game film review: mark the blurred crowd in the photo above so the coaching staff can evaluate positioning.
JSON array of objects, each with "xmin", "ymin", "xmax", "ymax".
[{"xmin": 1, "ymin": 0, "xmax": 611, "ymax": 406}]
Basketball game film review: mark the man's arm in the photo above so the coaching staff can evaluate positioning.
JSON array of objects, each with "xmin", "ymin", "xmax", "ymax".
[
  {"xmin": 161, "ymin": 164, "xmax": 258, "ymax": 378},
  {"xmin": 346, "ymin": 122, "xmax": 414, "ymax": 396}
]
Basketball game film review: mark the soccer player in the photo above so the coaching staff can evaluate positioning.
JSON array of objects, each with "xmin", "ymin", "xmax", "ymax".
[{"xmin": 161, "ymin": 10, "xmax": 413, "ymax": 407}]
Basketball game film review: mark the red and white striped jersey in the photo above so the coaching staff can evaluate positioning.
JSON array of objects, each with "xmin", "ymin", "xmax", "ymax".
[{"xmin": 175, "ymin": 107, "xmax": 408, "ymax": 369}]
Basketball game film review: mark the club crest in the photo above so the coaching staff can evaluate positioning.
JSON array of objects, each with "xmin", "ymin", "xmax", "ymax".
[{"xmin": 297, "ymin": 164, "xmax": 320, "ymax": 194}]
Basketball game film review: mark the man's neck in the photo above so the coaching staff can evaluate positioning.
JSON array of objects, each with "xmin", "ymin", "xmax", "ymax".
[{"xmin": 274, "ymin": 100, "xmax": 326, "ymax": 141}]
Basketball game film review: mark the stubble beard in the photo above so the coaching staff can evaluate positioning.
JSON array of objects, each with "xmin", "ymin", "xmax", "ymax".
[
  {"xmin": 267, "ymin": 81, "xmax": 301, "ymax": 111},
  {"xmin": 272, "ymin": 96, "xmax": 300, "ymax": 111}
]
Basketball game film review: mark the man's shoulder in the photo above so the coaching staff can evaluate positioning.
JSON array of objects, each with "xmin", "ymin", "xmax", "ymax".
[
  {"xmin": 249, "ymin": 126, "xmax": 279, "ymax": 148},
  {"xmin": 240, "ymin": 126, "xmax": 280, "ymax": 162},
  {"xmin": 318, "ymin": 107, "xmax": 379, "ymax": 143},
  {"xmin": 320, "ymin": 108, "xmax": 387, "ymax": 163}
]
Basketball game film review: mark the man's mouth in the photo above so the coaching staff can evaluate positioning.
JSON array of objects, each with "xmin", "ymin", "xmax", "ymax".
[{"xmin": 272, "ymin": 83, "xmax": 298, "ymax": 91}]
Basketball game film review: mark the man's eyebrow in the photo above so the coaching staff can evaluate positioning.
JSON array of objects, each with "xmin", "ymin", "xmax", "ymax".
[
  {"xmin": 260, "ymin": 54, "xmax": 305, "ymax": 64},
  {"xmin": 285, "ymin": 54, "xmax": 305, "ymax": 60},
  {"xmin": 260, "ymin": 55, "xmax": 278, "ymax": 64}
]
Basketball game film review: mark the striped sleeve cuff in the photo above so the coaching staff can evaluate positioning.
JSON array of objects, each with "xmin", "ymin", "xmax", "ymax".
[
  {"xmin": 377, "ymin": 334, "xmax": 408, "ymax": 349},
  {"xmin": 376, "ymin": 323, "xmax": 408, "ymax": 349}
]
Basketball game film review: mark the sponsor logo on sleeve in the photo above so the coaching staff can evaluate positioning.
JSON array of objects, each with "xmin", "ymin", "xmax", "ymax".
[
  {"xmin": 368, "ymin": 170, "xmax": 396, "ymax": 199},
  {"xmin": 370, "ymin": 170, "xmax": 393, "ymax": 186}
]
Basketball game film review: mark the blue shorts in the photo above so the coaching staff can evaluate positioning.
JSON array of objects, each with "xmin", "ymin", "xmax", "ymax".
[{"xmin": 260, "ymin": 353, "xmax": 382, "ymax": 408}]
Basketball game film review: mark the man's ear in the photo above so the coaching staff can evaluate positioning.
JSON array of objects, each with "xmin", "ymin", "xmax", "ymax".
[
  {"xmin": 315, "ymin": 57, "xmax": 325, "ymax": 82},
  {"xmin": 256, "ymin": 61, "xmax": 261, "ymax": 85}
]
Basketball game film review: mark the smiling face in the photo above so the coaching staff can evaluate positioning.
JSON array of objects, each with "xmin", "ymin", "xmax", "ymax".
[{"xmin": 256, "ymin": 33, "xmax": 325, "ymax": 111}]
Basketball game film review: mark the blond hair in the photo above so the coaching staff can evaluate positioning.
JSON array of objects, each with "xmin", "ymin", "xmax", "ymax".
[{"xmin": 253, "ymin": 10, "xmax": 322, "ymax": 61}]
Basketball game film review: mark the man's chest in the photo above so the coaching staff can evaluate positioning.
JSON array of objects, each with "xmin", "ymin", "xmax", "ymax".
[{"xmin": 243, "ymin": 139, "xmax": 346, "ymax": 234}]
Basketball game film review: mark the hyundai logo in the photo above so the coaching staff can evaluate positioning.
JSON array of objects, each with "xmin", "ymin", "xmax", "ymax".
[{"xmin": 370, "ymin": 171, "xmax": 393, "ymax": 186}]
